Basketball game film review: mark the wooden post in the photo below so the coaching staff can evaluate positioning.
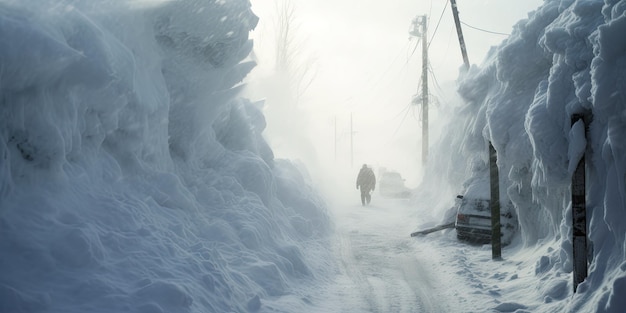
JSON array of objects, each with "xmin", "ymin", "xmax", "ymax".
[
  {"xmin": 450, "ymin": 0, "xmax": 470, "ymax": 70},
  {"xmin": 571, "ymin": 113, "xmax": 588, "ymax": 292},
  {"xmin": 489, "ymin": 141, "xmax": 502, "ymax": 260}
]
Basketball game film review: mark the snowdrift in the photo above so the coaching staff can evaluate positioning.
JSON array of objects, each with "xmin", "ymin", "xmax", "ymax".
[
  {"xmin": 422, "ymin": 0, "xmax": 626, "ymax": 311},
  {"xmin": 0, "ymin": 1, "xmax": 332, "ymax": 312}
]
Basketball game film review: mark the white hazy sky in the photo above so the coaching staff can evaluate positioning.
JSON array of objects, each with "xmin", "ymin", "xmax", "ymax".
[{"xmin": 246, "ymin": 0, "xmax": 543, "ymax": 187}]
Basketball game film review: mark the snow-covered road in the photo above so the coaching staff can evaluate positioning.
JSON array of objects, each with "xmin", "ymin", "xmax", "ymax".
[
  {"xmin": 314, "ymin": 196, "xmax": 457, "ymax": 313},
  {"xmin": 293, "ymin": 191, "xmax": 541, "ymax": 313}
]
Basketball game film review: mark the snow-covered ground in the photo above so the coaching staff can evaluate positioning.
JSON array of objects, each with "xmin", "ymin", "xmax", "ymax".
[
  {"xmin": 421, "ymin": 0, "xmax": 626, "ymax": 311},
  {"xmin": 322, "ymin": 195, "xmax": 461, "ymax": 313},
  {"xmin": 0, "ymin": 1, "xmax": 332, "ymax": 312},
  {"xmin": 1, "ymin": 0, "xmax": 625, "ymax": 313}
]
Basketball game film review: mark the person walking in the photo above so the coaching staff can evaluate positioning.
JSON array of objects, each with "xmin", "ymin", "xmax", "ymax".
[{"xmin": 356, "ymin": 164, "xmax": 376, "ymax": 206}]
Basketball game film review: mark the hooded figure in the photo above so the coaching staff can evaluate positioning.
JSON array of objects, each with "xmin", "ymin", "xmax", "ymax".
[{"xmin": 356, "ymin": 164, "xmax": 376, "ymax": 205}]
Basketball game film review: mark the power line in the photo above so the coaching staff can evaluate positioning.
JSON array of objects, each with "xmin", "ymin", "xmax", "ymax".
[
  {"xmin": 408, "ymin": 36, "xmax": 421, "ymax": 60},
  {"xmin": 460, "ymin": 21, "xmax": 510, "ymax": 36},
  {"xmin": 428, "ymin": 62, "xmax": 450, "ymax": 108},
  {"xmin": 367, "ymin": 39, "xmax": 413, "ymax": 91},
  {"xmin": 390, "ymin": 104, "xmax": 413, "ymax": 137},
  {"xmin": 428, "ymin": 0, "xmax": 449, "ymax": 49},
  {"xmin": 428, "ymin": 63, "xmax": 443, "ymax": 97}
]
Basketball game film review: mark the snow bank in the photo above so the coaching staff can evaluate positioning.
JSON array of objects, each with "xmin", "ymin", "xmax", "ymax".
[
  {"xmin": 0, "ymin": 1, "xmax": 332, "ymax": 312},
  {"xmin": 420, "ymin": 0, "xmax": 626, "ymax": 311}
]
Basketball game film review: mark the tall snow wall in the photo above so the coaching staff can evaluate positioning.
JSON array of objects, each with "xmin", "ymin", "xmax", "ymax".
[
  {"xmin": 424, "ymin": 0, "xmax": 626, "ymax": 311},
  {"xmin": 0, "ymin": 1, "xmax": 332, "ymax": 312}
]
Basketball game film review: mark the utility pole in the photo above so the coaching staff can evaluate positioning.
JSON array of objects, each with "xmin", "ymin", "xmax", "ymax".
[
  {"xmin": 350, "ymin": 113, "xmax": 354, "ymax": 167},
  {"xmin": 334, "ymin": 116, "xmax": 337, "ymax": 161},
  {"xmin": 421, "ymin": 15, "xmax": 429, "ymax": 166},
  {"xmin": 409, "ymin": 15, "xmax": 429, "ymax": 166},
  {"xmin": 450, "ymin": 0, "xmax": 470, "ymax": 70}
]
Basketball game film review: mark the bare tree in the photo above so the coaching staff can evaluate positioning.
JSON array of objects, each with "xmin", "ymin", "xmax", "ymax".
[{"xmin": 272, "ymin": 0, "xmax": 316, "ymax": 105}]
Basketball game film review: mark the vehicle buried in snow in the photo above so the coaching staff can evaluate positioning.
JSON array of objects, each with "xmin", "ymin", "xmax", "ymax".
[
  {"xmin": 378, "ymin": 170, "xmax": 411, "ymax": 198},
  {"xmin": 454, "ymin": 194, "xmax": 517, "ymax": 245},
  {"xmin": 452, "ymin": 162, "xmax": 518, "ymax": 244}
]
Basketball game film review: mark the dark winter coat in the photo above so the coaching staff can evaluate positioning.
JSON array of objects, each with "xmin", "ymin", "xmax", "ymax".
[{"xmin": 356, "ymin": 167, "xmax": 376, "ymax": 192}]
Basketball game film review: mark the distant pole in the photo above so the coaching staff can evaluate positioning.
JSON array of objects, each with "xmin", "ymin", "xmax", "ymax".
[
  {"xmin": 409, "ymin": 15, "xmax": 429, "ymax": 166},
  {"xmin": 334, "ymin": 116, "xmax": 337, "ymax": 161},
  {"xmin": 489, "ymin": 141, "xmax": 502, "ymax": 260},
  {"xmin": 421, "ymin": 15, "xmax": 429, "ymax": 166},
  {"xmin": 571, "ymin": 113, "xmax": 588, "ymax": 292},
  {"xmin": 450, "ymin": 0, "xmax": 470, "ymax": 70},
  {"xmin": 350, "ymin": 113, "xmax": 354, "ymax": 167}
]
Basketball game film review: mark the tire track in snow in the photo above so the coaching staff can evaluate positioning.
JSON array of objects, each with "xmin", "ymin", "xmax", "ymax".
[
  {"xmin": 398, "ymin": 249, "xmax": 452, "ymax": 313},
  {"xmin": 332, "ymin": 202, "xmax": 430, "ymax": 313},
  {"xmin": 337, "ymin": 231, "xmax": 379, "ymax": 312}
]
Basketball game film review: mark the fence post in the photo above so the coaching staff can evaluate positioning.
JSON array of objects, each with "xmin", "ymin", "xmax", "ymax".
[
  {"xmin": 571, "ymin": 113, "xmax": 588, "ymax": 292},
  {"xmin": 489, "ymin": 141, "xmax": 502, "ymax": 260}
]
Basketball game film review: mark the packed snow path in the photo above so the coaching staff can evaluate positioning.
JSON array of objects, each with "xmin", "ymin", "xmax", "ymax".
[
  {"xmin": 308, "ymin": 194, "xmax": 539, "ymax": 313},
  {"xmin": 318, "ymin": 197, "xmax": 455, "ymax": 313}
]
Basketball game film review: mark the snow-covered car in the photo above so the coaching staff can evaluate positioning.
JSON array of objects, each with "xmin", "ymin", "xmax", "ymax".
[
  {"xmin": 378, "ymin": 171, "xmax": 411, "ymax": 198},
  {"xmin": 454, "ymin": 195, "xmax": 517, "ymax": 244}
]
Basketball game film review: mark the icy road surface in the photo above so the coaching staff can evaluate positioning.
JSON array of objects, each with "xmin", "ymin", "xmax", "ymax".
[
  {"xmin": 307, "ymin": 195, "xmax": 519, "ymax": 313},
  {"xmin": 317, "ymin": 197, "xmax": 453, "ymax": 313}
]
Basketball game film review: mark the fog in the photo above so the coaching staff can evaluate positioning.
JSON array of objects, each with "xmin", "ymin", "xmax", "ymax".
[
  {"xmin": 245, "ymin": 0, "xmax": 544, "ymax": 191},
  {"xmin": 3, "ymin": 1, "xmax": 624, "ymax": 311}
]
